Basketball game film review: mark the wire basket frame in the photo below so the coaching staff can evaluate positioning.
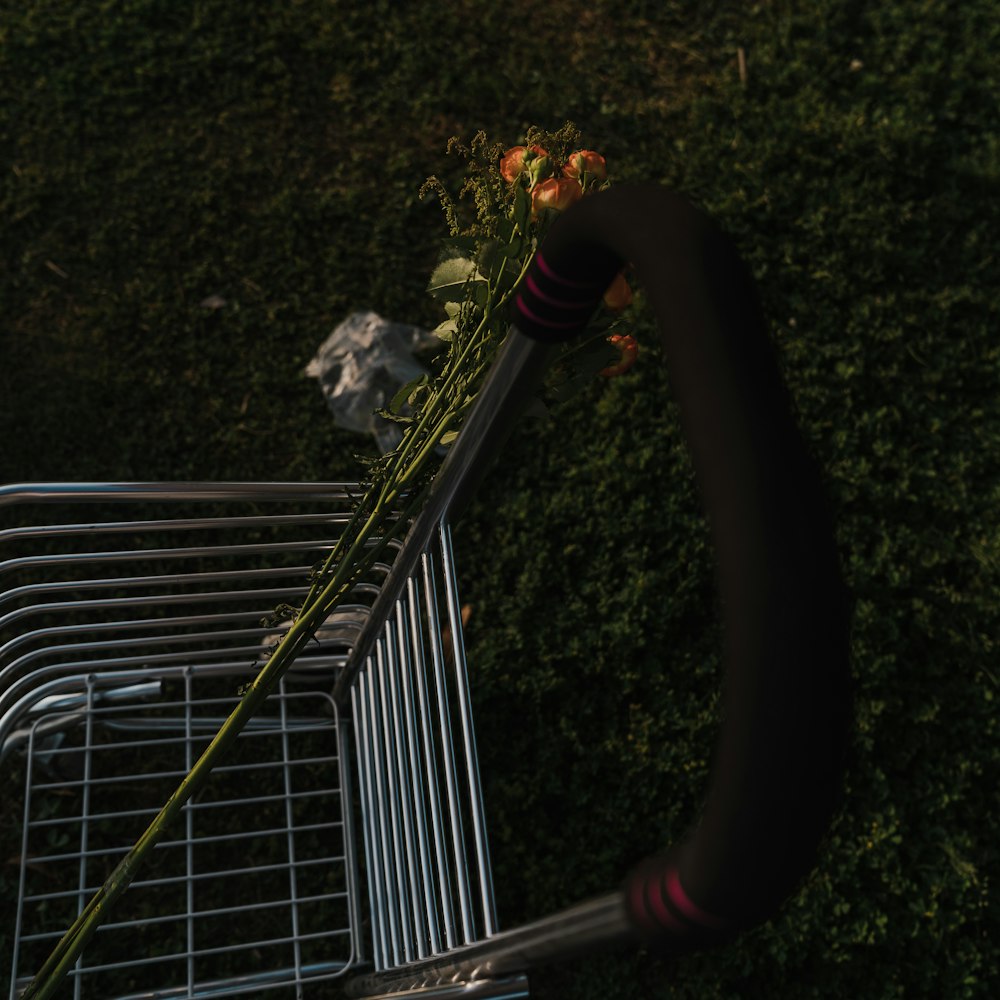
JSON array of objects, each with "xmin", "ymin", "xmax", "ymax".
[
  {"xmin": 1, "ymin": 483, "xmax": 500, "ymax": 999},
  {"xmin": 10, "ymin": 672, "xmax": 358, "ymax": 999}
]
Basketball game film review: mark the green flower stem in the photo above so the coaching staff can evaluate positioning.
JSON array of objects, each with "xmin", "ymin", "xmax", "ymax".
[{"xmin": 373, "ymin": 314, "xmax": 488, "ymax": 509}]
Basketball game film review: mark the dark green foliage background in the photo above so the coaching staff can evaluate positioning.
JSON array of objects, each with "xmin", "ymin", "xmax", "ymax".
[{"xmin": 2, "ymin": 1, "xmax": 997, "ymax": 997}]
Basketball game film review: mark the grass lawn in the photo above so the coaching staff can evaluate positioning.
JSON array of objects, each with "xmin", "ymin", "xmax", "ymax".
[{"xmin": 2, "ymin": 1, "xmax": 998, "ymax": 997}]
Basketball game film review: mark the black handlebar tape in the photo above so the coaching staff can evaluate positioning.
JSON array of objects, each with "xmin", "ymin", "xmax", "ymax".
[{"xmin": 514, "ymin": 183, "xmax": 853, "ymax": 950}]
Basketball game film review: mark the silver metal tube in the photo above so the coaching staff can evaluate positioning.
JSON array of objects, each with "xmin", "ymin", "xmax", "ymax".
[
  {"xmin": 184, "ymin": 669, "xmax": 196, "ymax": 995},
  {"xmin": 351, "ymin": 682, "xmax": 382, "ymax": 969},
  {"xmin": 401, "ymin": 577, "xmax": 441, "ymax": 955},
  {"xmin": 333, "ymin": 329, "xmax": 555, "ymax": 707},
  {"xmin": 0, "ymin": 510, "xmax": 344, "ymax": 545},
  {"xmin": 414, "ymin": 555, "xmax": 457, "ymax": 952},
  {"xmin": 352, "ymin": 975, "xmax": 529, "ymax": 1000},
  {"xmin": 0, "ymin": 481, "xmax": 361, "ymax": 507},
  {"xmin": 339, "ymin": 704, "xmax": 366, "ymax": 967},
  {"xmin": 345, "ymin": 892, "xmax": 635, "ymax": 998},
  {"xmin": 396, "ymin": 590, "xmax": 436, "ymax": 958},
  {"xmin": 278, "ymin": 681, "xmax": 304, "ymax": 982},
  {"xmin": 423, "ymin": 553, "xmax": 474, "ymax": 944},
  {"xmin": 381, "ymin": 614, "xmax": 419, "ymax": 961},
  {"xmin": 439, "ymin": 519, "xmax": 497, "ymax": 939},
  {"xmin": 365, "ymin": 651, "xmax": 401, "ymax": 967},
  {"xmin": 73, "ymin": 681, "xmax": 95, "ymax": 1000}
]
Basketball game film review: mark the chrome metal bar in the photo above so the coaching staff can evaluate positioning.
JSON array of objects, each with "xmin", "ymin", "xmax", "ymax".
[
  {"xmin": 0, "ymin": 609, "xmax": 278, "ymax": 667},
  {"xmin": 424, "ymin": 551, "xmax": 474, "ymax": 945},
  {"xmin": 73, "ymin": 680, "xmax": 95, "ymax": 1000},
  {"xmin": 366, "ymin": 650, "xmax": 402, "ymax": 967},
  {"xmin": 399, "ymin": 579, "xmax": 440, "ymax": 956},
  {"xmin": 352, "ymin": 680, "xmax": 385, "ymax": 970},
  {"xmin": 9, "ymin": 729, "xmax": 35, "ymax": 1000},
  {"xmin": 184, "ymin": 668, "xmax": 196, "ymax": 995},
  {"xmin": 278, "ymin": 679, "xmax": 304, "ymax": 984},
  {"xmin": 439, "ymin": 518, "xmax": 497, "ymax": 939},
  {"xmin": 415, "ymin": 556, "xmax": 457, "ymax": 953},
  {"xmin": 382, "ymin": 616, "xmax": 418, "ymax": 962},
  {"xmin": 346, "ymin": 893, "xmax": 634, "ymax": 998},
  {"xmin": 0, "ymin": 510, "xmax": 343, "ymax": 545},
  {"xmin": 377, "ymin": 634, "xmax": 415, "ymax": 963},
  {"xmin": 339, "ymin": 707, "xmax": 366, "ymax": 967},
  {"xmin": 0, "ymin": 482, "xmax": 361, "ymax": 507},
  {"xmin": 23, "ymin": 856, "xmax": 335, "ymax": 902},
  {"xmin": 0, "ymin": 579, "xmax": 313, "ymax": 626},
  {"xmin": 353, "ymin": 975, "xmax": 529, "ymax": 1000},
  {"xmin": 394, "ymin": 598, "xmax": 430, "ymax": 960},
  {"xmin": 0, "ymin": 538, "xmax": 334, "ymax": 580},
  {"xmin": 333, "ymin": 328, "xmax": 556, "ymax": 707}
]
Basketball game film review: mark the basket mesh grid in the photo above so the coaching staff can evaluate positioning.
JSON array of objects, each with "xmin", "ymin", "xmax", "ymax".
[
  {"xmin": 11, "ymin": 677, "xmax": 354, "ymax": 998},
  {"xmin": 1, "ymin": 486, "xmax": 496, "ymax": 999}
]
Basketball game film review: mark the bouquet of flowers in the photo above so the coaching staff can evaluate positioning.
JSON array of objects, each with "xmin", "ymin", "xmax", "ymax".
[{"xmin": 24, "ymin": 121, "xmax": 638, "ymax": 999}]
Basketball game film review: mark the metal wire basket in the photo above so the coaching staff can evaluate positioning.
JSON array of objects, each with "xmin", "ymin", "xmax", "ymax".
[{"xmin": 2, "ymin": 483, "xmax": 503, "ymax": 998}]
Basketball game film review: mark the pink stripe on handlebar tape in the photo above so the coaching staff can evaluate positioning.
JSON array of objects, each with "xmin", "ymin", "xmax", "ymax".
[
  {"xmin": 630, "ymin": 874, "xmax": 685, "ymax": 933},
  {"xmin": 535, "ymin": 251, "xmax": 602, "ymax": 289},
  {"xmin": 524, "ymin": 273, "xmax": 594, "ymax": 310},
  {"xmin": 666, "ymin": 867, "xmax": 729, "ymax": 929},
  {"xmin": 514, "ymin": 294, "xmax": 588, "ymax": 330}
]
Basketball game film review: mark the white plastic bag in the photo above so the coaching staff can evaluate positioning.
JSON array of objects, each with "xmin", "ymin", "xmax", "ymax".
[{"xmin": 304, "ymin": 310, "xmax": 444, "ymax": 455}]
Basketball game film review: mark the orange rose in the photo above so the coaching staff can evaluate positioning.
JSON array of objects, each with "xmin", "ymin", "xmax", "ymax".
[
  {"xmin": 600, "ymin": 334, "xmax": 639, "ymax": 377},
  {"xmin": 603, "ymin": 271, "xmax": 632, "ymax": 312},
  {"xmin": 500, "ymin": 144, "xmax": 550, "ymax": 184},
  {"xmin": 563, "ymin": 149, "xmax": 608, "ymax": 181},
  {"xmin": 530, "ymin": 176, "xmax": 583, "ymax": 218}
]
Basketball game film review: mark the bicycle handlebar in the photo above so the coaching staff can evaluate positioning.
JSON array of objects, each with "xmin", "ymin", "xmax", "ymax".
[
  {"xmin": 345, "ymin": 184, "xmax": 854, "ymax": 995},
  {"xmin": 516, "ymin": 182, "xmax": 853, "ymax": 948}
]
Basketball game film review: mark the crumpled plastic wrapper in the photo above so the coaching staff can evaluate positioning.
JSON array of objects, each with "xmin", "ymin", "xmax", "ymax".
[{"xmin": 305, "ymin": 310, "xmax": 444, "ymax": 455}]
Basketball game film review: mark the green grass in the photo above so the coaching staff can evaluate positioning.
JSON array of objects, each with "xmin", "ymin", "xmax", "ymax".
[{"xmin": 2, "ymin": 1, "xmax": 998, "ymax": 997}]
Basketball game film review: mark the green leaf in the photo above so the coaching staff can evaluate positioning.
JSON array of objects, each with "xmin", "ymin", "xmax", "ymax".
[
  {"xmin": 388, "ymin": 373, "xmax": 428, "ymax": 415},
  {"xmin": 472, "ymin": 279, "xmax": 490, "ymax": 309},
  {"xmin": 496, "ymin": 217, "xmax": 517, "ymax": 245},
  {"xmin": 373, "ymin": 407, "xmax": 415, "ymax": 425},
  {"xmin": 427, "ymin": 256, "xmax": 484, "ymax": 302},
  {"xmin": 440, "ymin": 430, "xmax": 460, "ymax": 445},
  {"xmin": 433, "ymin": 318, "xmax": 457, "ymax": 341}
]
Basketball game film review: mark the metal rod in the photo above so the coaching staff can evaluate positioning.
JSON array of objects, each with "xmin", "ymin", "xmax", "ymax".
[
  {"xmin": 365, "ymin": 650, "xmax": 401, "ymax": 967},
  {"xmin": 439, "ymin": 519, "xmax": 497, "ymax": 939},
  {"xmin": 381, "ymin": 614, "xmax": 419, "ymax": 961},
  {"xmin": 339, "ymin": 707, "xmax": 366, "ymax": 967},
  {"xmin": 333, "ymin": 328, "xmax": 555, "ymax": 708},
  {"xmin": 396, "ymin": 588, "xmax": 437, "ymax": 957},
  {"xmin": 423, "ymin": 553, "xmax": 474, "ymax": 945},
  {"xmin": 414, "ymin": 555, "xmax": 457, "ymax": 952},
  {"xmin": 345, "ymin": 892, "xmax": 634, "ymax": 998},
  {"xmin": 351, "ymin": 682, "xmax": 384, "ymax": 970}
]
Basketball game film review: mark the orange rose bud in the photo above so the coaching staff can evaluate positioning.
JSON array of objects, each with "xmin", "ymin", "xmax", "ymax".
[
  {"xmin": 530, "ymin": 176, "xmax": 583, "ymax": 218},
  {"xmin": 500, "ymin": 144, "xmax": 550, "ymax": 183},
  {"xmin": 603, "ymin": 271, "xmax": 632, "ymax": 312},
  {"xmin": 563, "ymin": 149, "xmax": 608, "ymax": 181},
  {"xmin": 600, "ymin": 334, "xmax": 639, "ymax": 377}
]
